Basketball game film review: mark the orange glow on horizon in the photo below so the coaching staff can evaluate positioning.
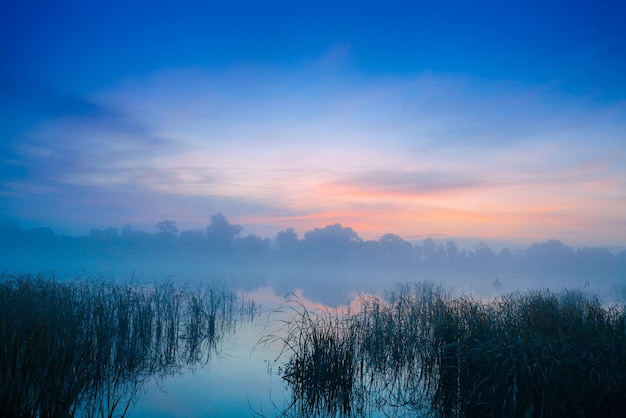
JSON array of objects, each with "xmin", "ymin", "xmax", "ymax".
[{"xmin": 240, "ymin": 202, "xmax": 599, "ymax": 244}]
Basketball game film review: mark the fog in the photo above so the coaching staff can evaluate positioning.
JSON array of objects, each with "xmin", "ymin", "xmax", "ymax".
[
  {"xmin": 2, "ymin": 213, "xmax": 625, "ymax": 306},
  {"xmin": 3, "ymin": 213, "xmax": 626, "ymax": 416}
]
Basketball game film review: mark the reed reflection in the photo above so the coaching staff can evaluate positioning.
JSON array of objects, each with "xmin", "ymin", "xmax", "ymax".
[
  {"xmin": 270, "ymin": 283, "xmax": 626, "ymax": 417},
  {"xmin": 0, "ymin": 273, "xmax": 257, "ymax": 418}
]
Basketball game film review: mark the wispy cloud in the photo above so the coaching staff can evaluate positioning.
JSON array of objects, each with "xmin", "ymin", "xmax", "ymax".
[
  {"xmin": 5, "ymin": 61, "xmax": 626, "ymax": 244},
  {"xmin": 320, "ymin": 169, "xmax": 486, "ymax": 198}
]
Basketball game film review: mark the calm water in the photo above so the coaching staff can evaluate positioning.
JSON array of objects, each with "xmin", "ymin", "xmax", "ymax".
[
  {"xmin": 5, "ymin": 269, "xmax": 622, "ymax": 417},
  {"xmin": 129, "ymin": 308, "xmax": 290, "ymax": 418},
  {"xmin": 126, "ymin": 296, "xmax": 431, "ymax": 418},
  {"xmin": 106, "ymin": 276, "xmax": 626, "ymax": 417}
]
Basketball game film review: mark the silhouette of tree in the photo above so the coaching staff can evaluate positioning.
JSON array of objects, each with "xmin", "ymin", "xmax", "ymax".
[
  {"xmin": 236, "ymin": 234, "xmax": 271, "ymax": 255},
  {"xmin": 446, "ymin": 240, "xmax": 459, "ymax": 259},
  {"xmin": 179, "ymin": 229, "xmax": 206, "ymax": 251},
  {"xmin": 274, "ymin": 228, "xmax": 300, "ymax": 254},
  {"xmin": 526, "ymin": 239, "xmax": 575, "ymax": 273},
  {"xmin": 153, "ymin": 220, "xmax": 178, "ymax": 250},
  {"xmin": 436, "ymin": 243, "xmax": 447, "ymax": 259},
  {"xmin": 576, "ymin": 246, "xmax": 615, "ymax": 275},
  {"xmin": 474, "ymin": 242, "xmax": 496, "ymax": 260},
  {"xmin": 206, "ymin": 213, "xmax": 243, "ymax": 250},
  {"xmin": 28, "ymin": 226, "xmax": 56, "ymax": 242},
  {"xmin": 421, "ymin": 238, "xmax": 437, "ymax": 260},
  {"xmin": 379, "ymin": 233, "xmax": 412, "ymax": 262},
  {"xmin": 121, "ymin": 224, "xmax": 134, "ymax": 239},
  {"xmin": 303, "ymin": 223, "xmax": 361, "ymax": 259},
  {"xmin": 155, "ymin": 220, "xmax": 178, "ymax": 236},
  {"xmin": 360, "ymin": 240, "xmax": 382, "ymax": 262},
  {"xmin": 88, "ymin": 228, "xmax": 120, "ymax": 253}
]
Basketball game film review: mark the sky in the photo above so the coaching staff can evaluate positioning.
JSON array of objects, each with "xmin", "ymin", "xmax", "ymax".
[{"xmin": 1, "ymin": 0, "xmax": 625, "ymax": 247}]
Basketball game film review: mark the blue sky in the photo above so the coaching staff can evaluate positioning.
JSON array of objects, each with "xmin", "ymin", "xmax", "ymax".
[{"xmin": 1, "ymin": 0, "xmax": 625, "ymax": 246}]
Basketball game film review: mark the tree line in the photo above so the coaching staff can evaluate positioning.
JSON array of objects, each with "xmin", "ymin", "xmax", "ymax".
[{"xmin": 1, "ymin": 213, "xmax": 625, "ymax": 278}]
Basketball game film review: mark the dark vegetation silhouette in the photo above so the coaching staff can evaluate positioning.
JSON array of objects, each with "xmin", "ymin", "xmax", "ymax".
[
  {"xmin": 2, "ymin": 215, "xmax": 626, "ymax": 417},
  {"xmin": 266, "ymin": 283, "xmax": 626, "ymax": 417},
  {"xmin": 1, "ymin": 214, "xmax": 625, "ymax": 304},
  {"xmin": 0, "ymin": 273, "xmax": 257, "ymax": 417}
]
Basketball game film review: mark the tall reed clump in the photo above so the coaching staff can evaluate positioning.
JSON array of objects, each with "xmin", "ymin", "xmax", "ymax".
[
  {"xmin": 262, "ymin": 299, "xmax": 363, "ymax": 417},
  {"xmin": 0, "ymin": 273, "xmax": 257, "ymax": 418},
  {"xmin": 430, "ymin": 289, "xmax": 626, "ymax": 418},
  {"xmin": 264, "ymin": 284, "xmax": 441, "ymax": 417},
  {"xmin": 355, "ymin": 282, "xmax": 442, "ymax": 414},
  {"xmin": 273, "ymin": 283, "xmax": 626, "ymax": 418}
]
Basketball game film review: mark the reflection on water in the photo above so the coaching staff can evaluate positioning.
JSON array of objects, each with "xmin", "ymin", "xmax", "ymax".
[
  {"xmin": 129, "ymin": 318, "xmax": 290, "ymax": 417},
  {"xmin": 0, "ymin": 273, "xmax": 257, "ymax": 417},
  {"xmin": 271, "ymin": 284, "xmax": 626, "ymax": 418},
  {"xmin": 7, "ymin": 273, "xmax": 625, "ymax": 417}
]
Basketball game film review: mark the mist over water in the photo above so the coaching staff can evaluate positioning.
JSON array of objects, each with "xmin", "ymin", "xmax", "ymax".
[
  {"xmin": 2, "ymin": 215, "xmax": 626, "ymax": 416},
  {"xmin": 2, "ymin": 215, "xmax": 625, "ymax": 306},
  {"xmin": 3, "ymin": 1, "xmax": 625, "ymax": 415}
]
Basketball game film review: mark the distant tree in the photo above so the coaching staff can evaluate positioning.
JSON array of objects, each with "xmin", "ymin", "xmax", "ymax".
[
  {"xmin": 436, "ymin": 243, "xmax": 447, "ymax": 259},
  {"xmin": 458, "ymin": 248, "xmax": 469, "ymax": 261},
  {"xmin": 236, "ymin": 234, "xmax": 271, "ymax": 255},
  {"xmin": 499, "ymin": 247, "xmax": 512, "ymax": 258},
  {"xmin": 360, "ymin": 240, "xmax": 381, "ymax": 261},
  {"xmin": 154, "ymin": 220, "xmax": 178, "ymax": 249},
  {"xmin": 89, "ymin": 228, "xmax": 120, "ymax": 252},
  {"xmin": 472, "ymin": 242, "xmax": 497, "ymax": 270},
  {"xmin": 206, "ymin": 213, "xmax": 243, "ymax": 250},
  {"xmin": 22, "ymin": 226, "xmax": 57, "ymax": 250},
  {"xmin": 274, "ymin": 228, "xmax": 300, "ymax": 253},
  {"xmin": 155, "ymin": 220, "xmax": 178, "ymax": 236},
  {"xmin": 446, "ymin": 240, "xmax": 459, "ymax": 259},
  {"xmin": 421, "ymin": 238, "xmax": 437, "ymax": 261},
  {"xmin": 178, "ymin": 229, "xmax": 206, "ymax": 250},
  {"xmin": 305, "ymin": 223, "xmax": 360, "ymax": 244},
  {"xmin": 118, "ymin": 225, "xmax": 152, "ymax": 251},
  {"xmin": 89, "ymin": 227, "xmax": 119, "ymax": 241},
  {"xmin": 28, "ymin": 226, "xmax": 56, "ymax": 240},
  {"xmin": 121, "ymin": 224, "xmax": 134, "ymax": 239},
  {"xmin": 576, "ymin": 246, "xmax": 615, "ymax": 275},
  {"xmin": 526, "ymin": 239, "xmax": 575, "ymax": 273},
  {"xmin": 498, "ymin": 247, "xmax": 514, "ymax": 270},
  {"xmin": 379, "ymin": 233, "xmax": 413, "ymax": 262},
  {"xmin": 527, "ymin": 239, "xmax": 571, "ymax": 259},
  {"xmin": 303, "ymin": 223, "xmax": 361, "ymax": 259},
  {"xmin": 475, "ymin": 242, "xmax": 495, "ymax": 259}
]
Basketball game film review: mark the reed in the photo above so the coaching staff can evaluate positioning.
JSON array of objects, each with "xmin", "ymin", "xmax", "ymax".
[
  {"xmin": 432, "ymin": 289, "xmax": 626, "ymax": 418},
  {"xmin": 262, "ymin": 298, "xmax": 361, "ymax": 417},
  {"xmin": 0, "ymin": 273, "xmax": 257, "ymax": 417},
  {"xmin": 272, "ymin": 283, "xmax": 626, "ymax": 418}
]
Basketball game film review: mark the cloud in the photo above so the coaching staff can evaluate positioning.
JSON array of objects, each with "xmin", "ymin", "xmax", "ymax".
[
  {"xmin": 321, "ymin": 169, "xmax": 485, "ymax": 198},
  {"xmin": 4, "ymin": 61, "xmax": 626, "ymax": 245}
]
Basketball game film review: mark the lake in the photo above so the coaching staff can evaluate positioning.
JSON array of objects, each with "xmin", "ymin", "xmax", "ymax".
[
  {"xmin": 129, "ymin": 317, "xmax": 290, "ymax": 417},
  {"xmin": 3, "ymin": 273, "xmax": 626, "ymax": 417}
]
